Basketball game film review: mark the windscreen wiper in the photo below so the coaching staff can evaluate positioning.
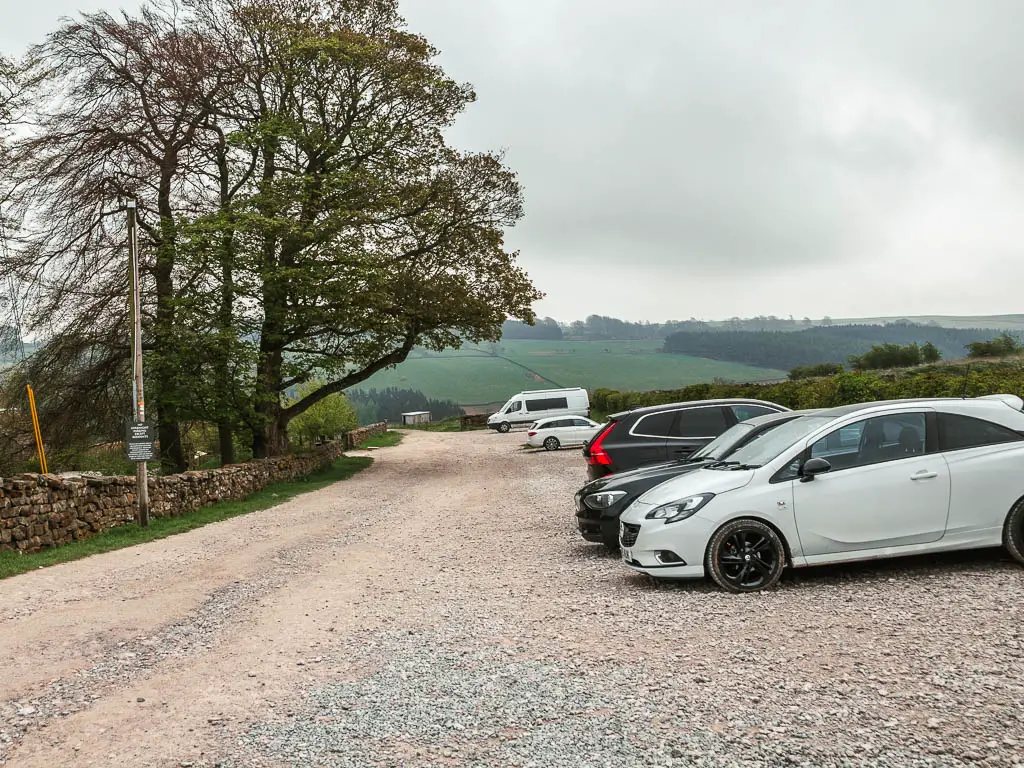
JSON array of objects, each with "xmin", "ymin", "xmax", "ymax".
[{"xmin": 705, "ymin": 460, "xmax": 739, "ymax": 469}]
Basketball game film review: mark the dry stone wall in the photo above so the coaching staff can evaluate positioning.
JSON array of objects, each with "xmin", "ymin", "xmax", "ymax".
[{"xmin": 0, "ymin": 422, "xmax": 387, "ymax": 555}]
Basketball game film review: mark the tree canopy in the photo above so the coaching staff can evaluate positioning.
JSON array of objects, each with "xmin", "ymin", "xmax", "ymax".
[{"xmin": 0, "ymin": 0, "xmax": 540, "ymax": 469}]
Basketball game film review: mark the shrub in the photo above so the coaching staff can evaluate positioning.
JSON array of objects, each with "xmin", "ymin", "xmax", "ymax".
[
  {"xmin": 589, "ymin": 361, "xmax": 1024, "ymax": 414},
  {"xmin": 788, "ymin": 362, "xmax": 844, "ymax": 380},
  {"xmin": 966, "ymin": 332, "xmax": 1023, "ymax": 359}
]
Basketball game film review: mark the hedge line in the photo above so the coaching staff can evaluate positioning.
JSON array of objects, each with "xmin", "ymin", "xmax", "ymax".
[{"xmin": 591, "ymin": 361, "xmax": 1024, "ymax": 415}]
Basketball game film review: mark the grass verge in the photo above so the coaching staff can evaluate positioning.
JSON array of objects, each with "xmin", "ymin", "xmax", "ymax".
[
  {"xmin": 0, "ymin": 455, "xmax": 373, "ymax": 581},
  {"xmin": 400, "ymin": 417, "xmax": 487, "ymax": 433},
  {"xmin": 357, "ymin": 430, "xmax": 404, "ymax": 448}
]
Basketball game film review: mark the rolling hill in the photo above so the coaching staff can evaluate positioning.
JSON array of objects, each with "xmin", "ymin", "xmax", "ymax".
[{"xmin": 351, "ymin": 340, "xmax": 785, "ymax": 406}]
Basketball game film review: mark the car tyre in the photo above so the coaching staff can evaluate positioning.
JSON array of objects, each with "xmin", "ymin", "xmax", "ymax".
[
  {"xmin": 1003, "ymin": 497, "xmax": 1024, "ymax": 566},
  {"xmin": 705, "ymin": 519, "xmax": 786, "ymax": 593},
  {"xmin": 543, "ymin": 436, "xmax": 560, "ymax": 451},
  {"xmin": 497, "ymin": 421, "xmax": 511, "ymax": 434}
]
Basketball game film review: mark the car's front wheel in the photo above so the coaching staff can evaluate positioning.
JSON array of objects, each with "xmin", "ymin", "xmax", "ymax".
[
  {"xmin": 705, "ymin": 519, "xmax": 786, "ymax": 593},
  {"xmin": 1003, "ymin": 497, "xmax": 1024, "ymax": 565},
  {"xmin": 543, "ymin": 436, "xmax": 560, "ymax": 451},
  {"xmin": 497, "ymin": 421, "xmax": 511, "ymax": 434}
]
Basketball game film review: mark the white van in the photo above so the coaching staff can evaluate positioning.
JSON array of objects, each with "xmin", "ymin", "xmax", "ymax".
[{"xmin": 487, "ymin": 387, "xmax": 590, "ymax": 433}]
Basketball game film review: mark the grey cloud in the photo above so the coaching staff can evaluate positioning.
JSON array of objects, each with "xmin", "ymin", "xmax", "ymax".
[
  {"xmin": 7, "ymin": 0, "xmax": 1024, "ymax": 320},
  {"xmin": 396, "ymin": 0, "xmax": 1024, "ymax": 320}
]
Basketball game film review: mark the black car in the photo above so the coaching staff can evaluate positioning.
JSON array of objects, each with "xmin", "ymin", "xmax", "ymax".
[
  {"xmin": 582, "ymin": 398, "xmax": 788, "ymax": 481},
  {"xmin": 576, "ymin": 410, "xmax": 813, "ymax": 548}
]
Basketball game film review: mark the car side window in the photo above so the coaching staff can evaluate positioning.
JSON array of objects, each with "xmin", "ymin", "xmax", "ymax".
[
  {"xmin": 673, "ymin": 407, "xmax": 728, "ymax": 438},
  {"xmin": 938, "ymin": 413, "xmax": 1023, "ymax": 452},
  {"xmin": 572, "ymin": 418, "xmax": 591, "ymax": 427},
  {"xmin": 809, "ymin": 413, "xmax": 927, "ymax": 472},
  {"xmin": 632, "ymin": 411, "xmax": 677, "ymax": 438},
  {"xmin": 507, "ymin": 401, "xmax": 522, "ymax": 413},
  {"xmin": 731, "ymin": 404, "xmax": 778, "ymax": 421}
]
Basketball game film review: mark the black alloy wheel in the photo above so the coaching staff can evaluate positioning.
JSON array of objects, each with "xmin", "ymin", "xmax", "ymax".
[
  {"xmin": 543, "ymin": 436, "xmax": 560, "ymax": 451},
  {"xmin": 706, "ymin": 519, "xmax": 785, "ymax": 593},
  {"xmin": 1004, "ymin": 497, "xmax": 1024, "ymax": 566},
  {"xmin": 498, "ymin": 421, "xmax": 511, "ymax": 433}
]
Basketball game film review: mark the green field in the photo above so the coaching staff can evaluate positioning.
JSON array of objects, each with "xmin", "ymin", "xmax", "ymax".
[
  {"xmin": 831, "ymin": 314, "xmax": 1024, "ymax": 330},
  {"xmin": 352, "ymin": 340, "xmax": 784, "ymax": 405}
]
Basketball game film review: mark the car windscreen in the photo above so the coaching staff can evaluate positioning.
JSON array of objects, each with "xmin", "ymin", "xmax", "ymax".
[
  {"xmin": 690, "ymin": 422, "xmax": 755, "ymax": 460},
  {"xmin": 714, "ymin": 415, "xmax": 834, "ymax": 468}
]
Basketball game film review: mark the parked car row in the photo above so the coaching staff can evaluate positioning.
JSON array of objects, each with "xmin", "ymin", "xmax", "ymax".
[{"xmin": 571, "ymin": 395, "xmax": 1024, "ymax": 593}]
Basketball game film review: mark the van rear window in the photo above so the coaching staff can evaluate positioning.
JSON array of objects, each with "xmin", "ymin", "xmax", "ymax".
[{"xmin": 526, "ymin": 397, "xmax": 569, "ymax": 411}]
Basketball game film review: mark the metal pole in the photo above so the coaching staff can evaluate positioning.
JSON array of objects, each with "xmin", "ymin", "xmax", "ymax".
[
  {"xmin": 26, "ymin": 384, "xmax": 47, "ymax": 474},
  {"xmin": 127, "ymin": 201, "xmax": 150, "ymax": 527}
]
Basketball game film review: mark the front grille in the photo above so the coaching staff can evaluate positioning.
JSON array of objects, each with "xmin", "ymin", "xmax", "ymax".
[{"xmin": 620, "ymin": 522, "xmax": 640, "ymax": 547}]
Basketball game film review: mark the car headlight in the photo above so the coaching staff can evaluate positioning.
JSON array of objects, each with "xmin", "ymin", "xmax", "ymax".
[
  {"xmin": 645, "ymin": 493, "xmax": 715, "ymax": 523},
  {"xmin": 584, "ymin": 490, "xmax": 627, "ymax": 509}
]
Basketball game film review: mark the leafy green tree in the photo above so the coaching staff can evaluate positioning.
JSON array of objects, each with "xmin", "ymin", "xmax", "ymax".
[
  {"xmin": 966, "ymin": 332, "xmax": 1023, "ymax": 359},
  {"xmin": 192, "ymin": 0, "xmax": 540, "ymax": 456},
  {"xmin": 921, "ymin": 342, "xmax": 942, "ymax": 363},
  {"xmin": 3, "ymin": 0, "xmax": 540, "ymax": 465},
  {"xmin": 347, "ymin": 387, "xmax": 463, "ymax": 423},
  {"xmin": 286, "ymin": 381, "xmax": 357, "ymax": 447},
  {"xmin": 849, "ymin": 343, "xmax": 922, "ymax": 370},
  {"xmin": 788, "ymin": 362, "xmax": 843, "ymax": 380}
]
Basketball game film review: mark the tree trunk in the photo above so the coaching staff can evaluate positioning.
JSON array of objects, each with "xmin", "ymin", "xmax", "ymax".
[
  {"xmin": 218, "ymin": 423, "xmax": 235, "ymax": 466},
  {"xmin": 158, "ymin": 420, "xmax": 186, "ymax": 473},
  {"xmin": 153, "ymin": 159, "xmax": 187, "ymax": 474},
  {"xmin": 214, "ymin": 133, "xmax": 237, "ymax": 470},
  {"xmin": 251, "ymin": 407, "xmax": 289, "ymax": 458}
]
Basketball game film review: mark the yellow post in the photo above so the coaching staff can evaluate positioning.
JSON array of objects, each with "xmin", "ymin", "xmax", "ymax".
[{"xmin": 26, "ymin": 384, "xmax": 47, "ymax": 475}]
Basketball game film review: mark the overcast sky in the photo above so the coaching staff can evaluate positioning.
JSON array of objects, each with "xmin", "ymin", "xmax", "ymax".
[{"xmin": 6, "ymin": 1, "xmax": 1024, "ymax": 322}]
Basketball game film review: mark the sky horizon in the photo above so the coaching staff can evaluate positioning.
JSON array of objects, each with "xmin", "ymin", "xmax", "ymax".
[{"xmin": 5, "ymin": 1, "xmax": 1024, "ymax": 323}]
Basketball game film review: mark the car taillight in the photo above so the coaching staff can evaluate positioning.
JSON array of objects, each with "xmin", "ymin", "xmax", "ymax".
[
  {"xmin": 528, "ymin": 431, "xmax": 537, "ymax": 437},
  {"xmin": 587, "ymin": 422, "xmax": 616, "ymax": 466}
]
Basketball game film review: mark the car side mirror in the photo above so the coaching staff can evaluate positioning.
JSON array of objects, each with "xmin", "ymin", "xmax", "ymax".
[{"xmin": 799, "ymin": 457, "xmax": 831, "ymax": 482}]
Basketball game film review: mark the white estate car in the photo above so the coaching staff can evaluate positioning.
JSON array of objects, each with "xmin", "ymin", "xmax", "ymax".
[
  {"xmin": 619, "ymin": 395, "xmax": 1024, "ymax": 592},
  {"xmin": 527, "ymin": 416, "xmax": 602, "ymax": 451}
]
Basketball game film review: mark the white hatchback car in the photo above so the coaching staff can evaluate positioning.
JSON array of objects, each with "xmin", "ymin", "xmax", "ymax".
[
  {"xmin": 527, "ymin": 416, "xmax": 602, "ymax": 451},
  {"xmin": 619, "ymin": 395, "xmax": 1024, "ymax": 592}
]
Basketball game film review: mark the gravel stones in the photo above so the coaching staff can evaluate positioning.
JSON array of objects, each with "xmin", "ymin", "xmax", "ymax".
[
  {"xmin": 2, "ymin": 430, "xmax": 1023, "ymax": 766},
  {"xmin": 230, "ymin": 432, "xmax": 1024, "ymax": 767}
]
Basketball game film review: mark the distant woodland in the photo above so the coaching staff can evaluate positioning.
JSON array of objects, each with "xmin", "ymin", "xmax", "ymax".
[
  {"xmin": 500, "ymin": 316, "xmax": 1014, "ymax": 371},
  {"xmin": 661, "ymin": 324, "xmax": 998, "ymax": 370}
]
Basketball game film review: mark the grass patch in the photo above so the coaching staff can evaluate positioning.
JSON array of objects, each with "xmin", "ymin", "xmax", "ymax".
[
  {"xmin": 357, "ymin": 430, "xmax": 404, "ymax": 448},
  {"xmin": 0, "ymin": 455, "xmax": 373, "ymax": 580}
]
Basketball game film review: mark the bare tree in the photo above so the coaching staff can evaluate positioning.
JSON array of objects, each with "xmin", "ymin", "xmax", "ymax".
[{"xmin": 6, "ymin": 6, "xmax": 233, "ymax": 471}]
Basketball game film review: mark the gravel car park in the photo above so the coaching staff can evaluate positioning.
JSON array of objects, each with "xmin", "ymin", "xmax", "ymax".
[{"xmin": 1, "ymin": 428, "xmax": 1022, "ymax": 767}]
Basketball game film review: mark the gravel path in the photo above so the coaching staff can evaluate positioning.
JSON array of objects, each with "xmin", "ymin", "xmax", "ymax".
[{"xmin": 0, "ymin": 429, "xmax": 1022, "ymax": 767}]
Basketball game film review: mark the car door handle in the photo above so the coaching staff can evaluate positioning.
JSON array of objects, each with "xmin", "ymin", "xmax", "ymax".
[{"xmin": 911, "ymin": 471, "xmax": 938, "ymax": 480}]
